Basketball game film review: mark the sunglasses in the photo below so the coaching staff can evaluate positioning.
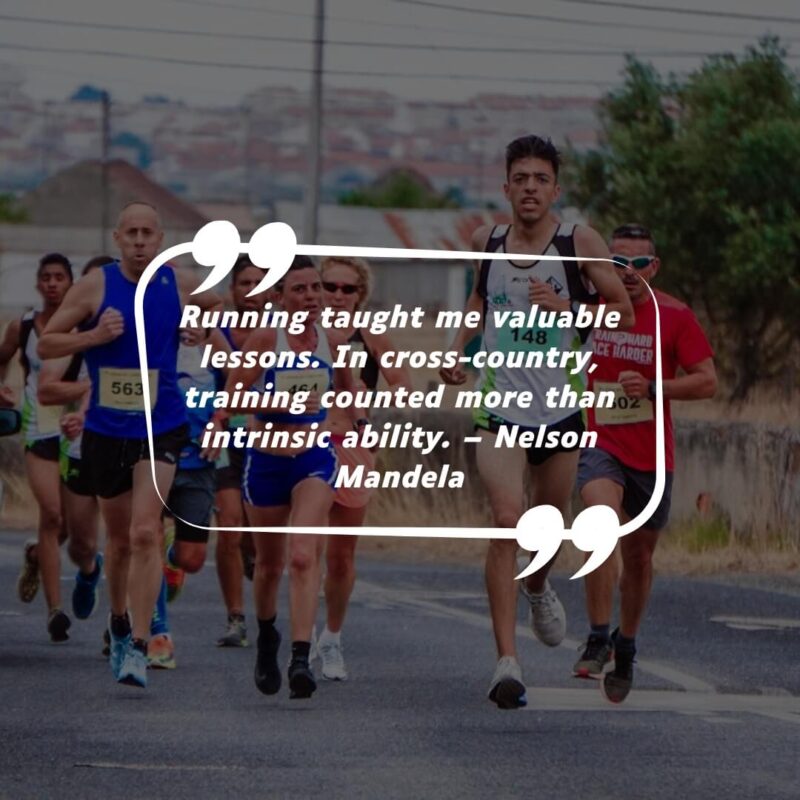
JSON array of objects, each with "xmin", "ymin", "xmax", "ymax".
[
  {"xmin": 611, "ymin": 255, "xmax": 655, "ymax": 271},
  {"xmin": 323, "ymin": 281, "xmax": 360, "ymax": 295}
]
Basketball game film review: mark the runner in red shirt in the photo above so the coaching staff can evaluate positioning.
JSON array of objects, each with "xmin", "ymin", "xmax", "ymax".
[{"xmin": 574, "ymin": 223, "xmax": 717, "ymax": 703}]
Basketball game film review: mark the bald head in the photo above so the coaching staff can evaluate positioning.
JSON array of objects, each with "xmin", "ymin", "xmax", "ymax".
[{"xmin": 113, "ymin": 202, "xmax": 164, "ymax": 277}]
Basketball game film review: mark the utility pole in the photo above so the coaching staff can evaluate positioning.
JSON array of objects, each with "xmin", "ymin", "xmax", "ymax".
[
  {"xmin": 101, "ymin": 90, "xmax": 111, "ymax": 253},
  {"xmin": 303, "ymin": 0, "xmax": 325, "ymax": 244}
]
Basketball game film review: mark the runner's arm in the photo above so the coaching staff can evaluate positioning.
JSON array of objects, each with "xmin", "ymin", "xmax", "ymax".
[
  {"xmin": 0, "ymin": 318, "xmax": 20, "ymax": 380},
  {"xmin": 38, "ymin": 356, "xmax": 91, "ymax": 406},
  {"xmin": 620, "ymin": 357, "xmax": 717, "ymax": 400},
  {"xmin": 38, "ymin": 274, "xmax": 105, "ymax": 358},
  {"xmin": 361, "ymin": 330, "xmax": 414, "ymax": 393},
  {"xmin": 575, "ymin": 226, "xmax": 635, "ymax": 329},
  {"xmin": 175, "ymin": 266, "xmax": 224, "ymax": 315}
]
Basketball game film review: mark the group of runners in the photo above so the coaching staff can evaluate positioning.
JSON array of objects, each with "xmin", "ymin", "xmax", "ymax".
[{"xmin": 0, "ymin": 134, "xmax": 716, "ymax": 706}]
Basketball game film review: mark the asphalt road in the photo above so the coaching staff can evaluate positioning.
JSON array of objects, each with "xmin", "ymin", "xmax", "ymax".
[{"xmin": 1, "ymin": 531, "xmax": 799, "ymax": 800}]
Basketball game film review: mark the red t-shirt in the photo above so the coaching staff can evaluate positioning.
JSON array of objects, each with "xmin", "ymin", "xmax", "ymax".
[{"xmin": 587, "ymin": 290, "xmax": 713, "ymax": 472}]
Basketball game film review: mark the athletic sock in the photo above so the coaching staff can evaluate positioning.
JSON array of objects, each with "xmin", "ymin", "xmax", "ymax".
[
  {"xmin": 591, "ymin": 624, "xmax": 611, "ymax": 641},
  {"xmin": 615, "ymin": 633, "xmax": 636, "ymax": 654},
  {"xmin": 150, "ymin": 575, "xmax": 170, "ymax": 636},
  {"xmin": 291, "ymin": 641, "xmax": 311, "ymax": 661},
  {"xmin": 257, "ymin": 616, "xmax": 278, "ymax": 644},
  {"xmin": 110, "ymin": 612, "xmax": 131, "ymax": 638},
  {"xmin": 320, "ymin": 626, "xmax": 340, "ymax": 644}
]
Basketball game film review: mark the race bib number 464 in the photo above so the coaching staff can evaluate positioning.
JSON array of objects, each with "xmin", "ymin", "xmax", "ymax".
[
  {"xmin": 274, "ymin": 368, "xmax": 329, "ymax": 396},
  {"xmin": 99, "ymin": 368, "xmax": 159, "ymax": 411},
  {"xmin": 594, "ymin": 381, "xmax": 654, "ymax": 425}
]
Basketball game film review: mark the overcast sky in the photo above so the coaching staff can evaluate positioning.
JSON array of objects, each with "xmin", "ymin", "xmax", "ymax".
[{"xmin": 1, "ymin": 0, "xmax": 799, "ymax": 104}]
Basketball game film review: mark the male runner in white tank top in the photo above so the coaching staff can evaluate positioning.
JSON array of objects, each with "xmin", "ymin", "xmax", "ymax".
[{"xmin": 442, "ymin": 135, "xmax": 634, "ymax": 709}]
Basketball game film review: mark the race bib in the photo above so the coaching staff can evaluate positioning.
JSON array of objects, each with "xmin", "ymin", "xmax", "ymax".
[
  {"xmin": 594, "ymin": 381, "xmax": 654, "ymax": 425},
  {"xmin": 496, "ymin": 323, "xmax": 550, "ymax": 354},
  {"xmin": 274, "ymin": 368, "xmax": 329, "ymax": 396},
  {"xmin": 37, "ymin": 403, "xmax": 63, "ymax": 436},
  {"xmin": 99, "ymin": 368, "xmax": 159, "ymax": 411}
]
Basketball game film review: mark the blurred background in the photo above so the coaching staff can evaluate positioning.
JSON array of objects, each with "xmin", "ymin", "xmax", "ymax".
[{"xmin": 0, "ymin": 0, "xmax": 797, "ymax": 568}]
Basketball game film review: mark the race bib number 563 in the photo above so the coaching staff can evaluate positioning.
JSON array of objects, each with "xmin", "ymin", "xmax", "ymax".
[{"xmin": 99, "ymin": 368, "xmax": 159, "ymax": 411}]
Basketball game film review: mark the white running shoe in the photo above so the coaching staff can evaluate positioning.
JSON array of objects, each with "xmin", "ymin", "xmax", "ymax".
[
  {"xmin": 487, "ymin": 655, "xmax": 526, "ymax": 709},
  {"xmin": 317, "ymin": 630, "xmax": 347, "ymax": 681},
  {"xmin": 517, "ymin": 557, "xmax": 566, "ymax": 647}
]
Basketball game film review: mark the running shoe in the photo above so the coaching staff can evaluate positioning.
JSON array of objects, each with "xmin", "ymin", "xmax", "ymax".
[
  {"xmin": 602, "ymin": 631, "xmax": 635, "ymax": 704},
  {"xmin": 254, "ymin": 627, "xmax": 282, "ymax": 695},
  {"xmin": 517, "ymin": 559, "xmax": 566, "ymax": 647},
  {"xmin": 288, "ymin": 656, "xmax": 317, "ymax": 699},
  {"xmin": 487, "ymin": 655, "xmax": 527, "ymax": 709},
  {"xmin": 108, "ymin": 616, "xmax": 132, "ymax": 680},
  {"xmin": 118, "ymin": 645, "xmax": 148, "ymax": 688},
  {"xmin": 573, "ymin": 634, "xmax": 613, "ymax": 679},
  {"xmin": 16, "ymin": 540, "xmax": 39, "ymax": 603},
  {"xmin": 163, "ymin": 523, "xmax": 185, "ymax": 603},
  {"xmin": 72, "ymin": 552, "xmax": 103, "ymax": 620},
  {"xmin": 217, "ymin": 614, "xmax": 248, "ymax": 648},
  {"xmin": 317, "ymin": 632, "xmax": 347, "ymax": 681},
  {"xmin": 47, "ymin": 609, "xmax": 71, "ymax": 643},
  {"xmin": 147, "ymin": 633, "xmax": 177, "ymax": 669}
]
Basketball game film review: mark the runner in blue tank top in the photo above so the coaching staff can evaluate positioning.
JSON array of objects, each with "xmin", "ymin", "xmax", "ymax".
[
  {"xmin": 39, "ymin": 202, "xmax": 221, "ymax": 689},
  {"xmin": 217, "ymin": 256, "xmax": 354, "ymax": 700}
]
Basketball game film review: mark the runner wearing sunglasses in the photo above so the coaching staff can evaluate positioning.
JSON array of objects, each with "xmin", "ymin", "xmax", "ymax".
[
  {"xmin": 316, "ymin": 256, "xmax": 413, "ymax": 681},
  {"xmin": 574, "ymin": 223, "xmax": 717, "ymax": 703}
]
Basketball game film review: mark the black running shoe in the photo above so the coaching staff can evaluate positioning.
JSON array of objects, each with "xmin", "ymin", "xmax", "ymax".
[
  {"xmin": 573, "ymin": 634, "xmax": 613, "ymax": 679},
  {"xmin": 602, "ymin": 632, "xmax": 635, "ymax": 704},
  {"xmin": 254, "ymin": 628, "xmax": 282, "ymax": 695},
  {"xmin": 288, "ymin": 656, "xmax": 317, "ymax": 700},
  {"xmin": 47, "ymin": 609, "xmax": 71, "ymax": 643}
]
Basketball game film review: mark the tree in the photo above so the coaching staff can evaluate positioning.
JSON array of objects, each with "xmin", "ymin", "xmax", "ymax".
[
  {"xmin": 566, "ymin": 38, "xmax": 800, "ymax": 400},
  {"xmin": 339, "ymin": 168, "xmax": 461, "ymax": 209},
  {"xmin": 0, "ymin": 194, "xmax": 26, "ymax": 223}
]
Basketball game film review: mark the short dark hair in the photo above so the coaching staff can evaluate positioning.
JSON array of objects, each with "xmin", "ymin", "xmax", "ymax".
[
  {"xmin": 611, "ymin": 223, "xmax": 656, "ymax": 255},
  {"xmin": 505, "ymin": 135, "xmax": 560, "ymax": 178},
  {"xmin": 38, "ymin": 252, "xmax": 73, "ymax": 281},
  {"xmin": 276, "ymin": 255, "xmax": 317, "ymax": 291},
  {"xmin": 82, "ymin": 254, "xmax": 114, "ymax": 276},
  {"xmin": 231, "ymin": 254, "xmax": 258, "ymax": 283}
]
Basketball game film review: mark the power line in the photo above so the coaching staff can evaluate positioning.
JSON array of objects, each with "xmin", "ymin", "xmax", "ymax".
[
  {"xmin": 0, "ymin": 12, "xmax": 747, "ymax": 57},
  {"xmin": 390, "ymin": 0, "xmax": 793, "ymax": 40},
  {"xmin": 557, "ymin": 0, "xmax": 800, "ymax": 25},
  {"xmin": 0, "ymin": 40, "xmax": 618, "ymax": 86}
]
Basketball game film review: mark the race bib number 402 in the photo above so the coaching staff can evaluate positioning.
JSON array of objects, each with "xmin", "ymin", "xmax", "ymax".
[
  {"xmin": 99, "ymin": 368, "xmax": 159, "ymax": 411},
  {"xmin": 594, "ymin": 381, "xmax": 654, "ymax": 425}
]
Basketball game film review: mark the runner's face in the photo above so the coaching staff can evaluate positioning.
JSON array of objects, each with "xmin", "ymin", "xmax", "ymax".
[
  {"xmin": 278, "ymin": 268, "xmax": 322, "ymax": 321},
  {"xmin": 322, "ymin": 263, "xmax": 362, "ymax": 314},
  {"xmin": 36, "ymin": 264, "xmax": 71, "ymax": 307},
  {"xmin": 504, "ymin": 157, "xmax": 560, "ymax": 224},
  {"xmin": 610, "ymin": 237, "xmax": 659, "ymax": 304},
  {"xmin": 231, "ymin": 265, "xmax": 263, "ymax": 312},
  {"xmin": 113, "ymin": 205, "xmax": 164, "ymax": 275}
]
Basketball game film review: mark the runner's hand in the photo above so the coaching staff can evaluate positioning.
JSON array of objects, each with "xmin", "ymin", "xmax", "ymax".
[
  {"xmin": 440, "ymin": 351, "xmax": 467, "ymax": 385},
  {"xmin": 180, "ymin": 327, "xmax": 206, "ymax": 346},
  {"xmin": 303, "ymin": 391, "xmax": 322, "ymax": 416},
  {"xmin": 200, "ymin": 417, "xmax": 223, "ymax": 461},
  {"xmin": 528, "ymin": 278, "xmax": 570, "ymax": 312},
  {"xmin": 93, "ymin": 307, "xmax": 124, "ymax": 344},
  {"xmin": 60, "ymin": 411, "xmax": 84, "ymax": 440},
  {"xmin": 618, "ymin": 370, "xmax": 649, "ymax": 399}
]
